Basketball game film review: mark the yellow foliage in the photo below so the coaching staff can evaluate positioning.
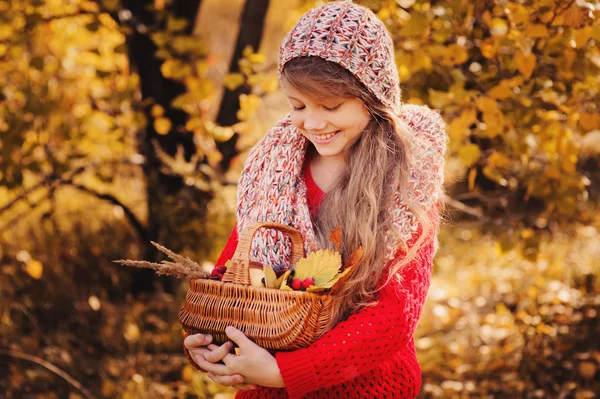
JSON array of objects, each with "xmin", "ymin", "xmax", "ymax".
[
  {"xmin": 223, "ymin": 73, "xmax": 245, "ymax": 91},
  {"xmin": 515, "ymin": 50, "xmax": 536, "ymax": 79},
  {"xmin": 154, "ymin": 117, "xmax": 172, "ymax": 135},
  {"xmin": 25, "ymin": 260, "xmax": 43, "ymax": 279},
  {"xmin": 458, "ymin": 144, "xmax": 481, "ymax": 167}
]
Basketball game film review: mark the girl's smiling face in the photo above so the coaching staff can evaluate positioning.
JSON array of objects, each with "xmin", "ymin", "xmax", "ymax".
[{"xmin": 283, "ymin": 84, "xmax": 371, "ymax": 162}]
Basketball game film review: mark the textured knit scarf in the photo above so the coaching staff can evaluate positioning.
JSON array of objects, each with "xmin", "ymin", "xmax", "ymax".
[{"xmin": 235, "ymin": 104, "xmax": 447, "ymax": 271}]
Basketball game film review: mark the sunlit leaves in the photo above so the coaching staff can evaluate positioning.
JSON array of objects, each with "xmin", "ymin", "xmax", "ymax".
[
  {"xmin": 515, "ymin": 50, "xmax": 536, "ymax": 79},
  {"xmin": 153, "ymin": 117, "xmax": 172, "ymax": 135},
  {"xmin": 458, "ymin": 144, "xmax": 481, "ymax": 167},
  {"xmin": 378, "ymin": 0, "xmax": 599, "ymax": 233},
  {"xmin": 25, "ymin": 259, "xmax": 43, "ymax": 279}
]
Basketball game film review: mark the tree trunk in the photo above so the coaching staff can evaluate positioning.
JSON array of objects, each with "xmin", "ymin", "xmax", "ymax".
[
  {"xmin": 125, "ymin": 0, "xmax": 205, "ymax": 294},
  {"xmin": 216, "ymin": 0, "xmax": 270, "ymax": 171}
]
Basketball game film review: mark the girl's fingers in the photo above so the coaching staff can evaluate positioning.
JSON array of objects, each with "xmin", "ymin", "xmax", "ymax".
[
  {"xmin": 203, "ymin": 341, "xmax": 233, "ymax": 363},
  {"xmin": 207, "ymin": 372, "xmax": 248, "ymax": 387},
  {"xmin": 184, "ymin": 334, "xmax": 212, "ymax": 349},
  {"xmin": 194, "ymin": 355, "xmax": 232, "ymax": 375}
]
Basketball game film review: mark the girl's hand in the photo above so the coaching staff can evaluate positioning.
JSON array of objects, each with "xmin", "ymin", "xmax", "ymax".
[
  {"xmin": 194, "ymin": 326, "xmax": 285, "ymax": 389},
  {"xmin": 183, "ymin": 333, "xmax": 257, "ymax": 390}
]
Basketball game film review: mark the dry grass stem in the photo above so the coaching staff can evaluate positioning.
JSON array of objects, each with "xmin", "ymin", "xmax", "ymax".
[{"xmin": 113, "ymin": 241, "xmax": 209, "ymax": 280}]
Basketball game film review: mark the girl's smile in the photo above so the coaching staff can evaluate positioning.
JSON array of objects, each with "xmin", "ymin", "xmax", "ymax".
[{"xmin": 283, "ymin": 85, "xmax": 371, "ymax": 164}]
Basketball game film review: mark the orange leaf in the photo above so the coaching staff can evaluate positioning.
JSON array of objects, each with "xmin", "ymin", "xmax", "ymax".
[
  {"xmin": 515, "ymin": 50, "xmax": 536, "ymax": 79},
  {"xmin": 329, "ymin": 225, "xmax": 342, "ymax": 252},
  {"xmin": 343, "ymin": 246, "xmax": 363, "ymax": 271}
]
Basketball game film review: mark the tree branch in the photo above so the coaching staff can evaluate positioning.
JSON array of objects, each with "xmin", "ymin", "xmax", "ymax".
[
  {"xmin": 445, "ymin": 197, "xmax": 496, "ymax": 224},
  {"xmin": 0, "ymin": 349, "xmax": 95, "ymax": 399},
  {"xmin": 64, "ymin": 182, "xmax": 148, "ymax": 242}
]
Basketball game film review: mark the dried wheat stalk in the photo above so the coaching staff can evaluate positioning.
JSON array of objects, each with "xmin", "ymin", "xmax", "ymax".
[{"xmin": 113, "ymin": 241, "xmax": 209, "ymax": 280}]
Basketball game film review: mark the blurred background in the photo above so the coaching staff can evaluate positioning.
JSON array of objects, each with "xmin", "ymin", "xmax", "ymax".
[{"xmin": 0, "ymin": 0, "xmax": 599, "ymax": 398}]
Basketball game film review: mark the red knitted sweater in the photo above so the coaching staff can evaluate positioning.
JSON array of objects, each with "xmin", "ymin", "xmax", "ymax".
[{"xmin": 191, "ymin": 159, "xmax": 437, "ymax": 399}]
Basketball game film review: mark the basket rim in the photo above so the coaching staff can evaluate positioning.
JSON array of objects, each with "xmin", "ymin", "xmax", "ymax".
[{"xmin": 189, "ymin": 277, "xmax": 331, "ymax": 299}]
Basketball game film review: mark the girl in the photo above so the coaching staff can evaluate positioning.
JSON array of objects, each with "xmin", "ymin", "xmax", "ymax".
[{"xmin": 184, "ymin": 1, "xmax": 448, "ymax": 398}]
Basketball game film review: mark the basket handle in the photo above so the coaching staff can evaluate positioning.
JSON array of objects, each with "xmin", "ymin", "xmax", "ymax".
[{"xmin": 222, "ymin": 221, "xmax": 305, "ymax": 285}]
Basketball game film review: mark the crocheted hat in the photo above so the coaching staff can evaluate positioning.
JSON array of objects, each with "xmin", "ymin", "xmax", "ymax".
[{"xmin": 278, "ymin": 1, "xmax": 401, "ymax": 113}]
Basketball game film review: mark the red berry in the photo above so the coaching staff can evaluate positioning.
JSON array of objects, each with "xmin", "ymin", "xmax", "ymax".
[
  {"xmin": 302, "ymin": 278, "xmax": 315, "ymax": 289},
  {"xmin": 216, "ymin": 265, "xmax": 227, "ymax": 274},
  {"xmin": 210, "ymin": 269, "xmax": 219, "ymax": 278},
  {"xmin": 290, "ymin": 278, "xmax": 302, "ymax": 291}
]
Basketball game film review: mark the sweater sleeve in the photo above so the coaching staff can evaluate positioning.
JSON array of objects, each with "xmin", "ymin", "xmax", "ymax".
[
  {"xmin": 275, "ymin": 209, "xmax": 439, "ymax": 398},
  {"xmin": 215, "ymin": 222, "xmax": 239, "ymax": 266}
]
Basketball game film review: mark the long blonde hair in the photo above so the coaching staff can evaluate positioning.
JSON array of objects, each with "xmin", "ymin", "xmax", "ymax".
[{"xmin": 281, "ymin": 57, "xmax": 448, "ymax": 331}]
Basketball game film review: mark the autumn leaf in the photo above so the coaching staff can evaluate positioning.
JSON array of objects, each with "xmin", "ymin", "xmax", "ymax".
[
  {"xmin": 263, "ymin": 264, "xmax": 278, "ymax": 288},
  {"xmin": 329, "ymin": 225, "xmax": 342, "ymax": 252},
  {"xmin": 224, "ymin": 73, "xmax": 245, "ymax": 91},
  {"xmin": 154, "ymin": 117, "xmax": 172, "ymax": 135},
  {"xmin": 343, "ymin": 246, "xmax": 363, "ymax": 271},
  {"xmin": 515, "ymin": 50, "xmax": 536, "ymax": 79},
  {"xmin": 459, "ymin": 144, "xmax": 482, "ymax": 167},
  {"xmin": 25, "ymin": 260, "xmax": 43, "ymax": 280},
  {"xmin": 293, "ymin": 249, "xmax": 341, "ymax": 286}
]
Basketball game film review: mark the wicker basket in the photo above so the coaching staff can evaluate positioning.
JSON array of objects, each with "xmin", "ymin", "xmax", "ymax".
[{"xmin": 178, "ymin": 221, "xmax": 344, "ymax": 351}]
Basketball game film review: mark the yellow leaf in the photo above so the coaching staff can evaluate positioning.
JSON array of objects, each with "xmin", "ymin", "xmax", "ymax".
[
  {"xmin": 185, "ymin": 117, "xmax": 204, "ymax": 132},
  {"xmin": 399, "ymin": 12, "xmax": 429, "ymax": 37},
  {"xmin": 151, "ymin": 104, "xmax": 164, "ymax": 118},
  {"xmin": 488, "ymin": 81, "xmax": 514, "ymax": 100},
  {"xmin": 25, "ymin": 260, "xmax": 43, "ymax": 279},
  {"xmin": 247, "ymin": 52, "xmax": 267, "ymax": 65},
  {"xmin": 491, "ymin": 18, "xmax": 508, "ymax": 36},
  {"xmin": 592, "ymin": 23, "xmax": 600, "ymax": 42},
  {"xmin": 579, "ymin": 113, "xmax": 600, "ymax": 132},
  {"xmin": 458, "ymin": 144, "xmax": 481, "ymax": 167},
  {"xmin": 236, "ymin": 94, "xmax": 261, "ymax": 121},
  {"xmin": 154, "ymin": 118, "xmax": 172, "ymax": 135},
  {"xmin": 293, "ymin": 249, "xmax": 341, "ymax": 286},
  {"xmin": 276, "ymin": 270, "xmax": 292, "ymax": 289},
  {"xmin": 249, "ymin": 267, "xmax": 264, "ymax": 287},
  {"xmin": 525, "ymin": 24, "xmax": 549, "ymax": 38},
  {"xmin": 223, "ymin": 73, "xmax": 245, "ymax": 91},
  {"xmin": 487, "ymin": 152, "xmax": 511, "ymax": 169},
  {"xmin": 468, "ymin": 168, "xmax": 477, "ymax": 191},
  {"xmin": 515, "ymin": 50, "xmax": 536, "ymax": 79},
  {"xmin": 443, "ymin": 44, "xmax": 469, "ymax": 66},
  {"xmin": 479, "ymin": 38, "xmax": 498, "ymax": 59},
  {"xmin": 263, "ymin": 264, "xmax": 278, "ymax": 288},
  {"xmin": 124, "ymin": 323, "xmax": 140, "ymax": 342},
  {"xmin": 572, "ymin": 26, "xmax": 592, "ymax": 49},
  {"xmin": 101, "ymin": 0, "xmax": 119, "ymax": 11},
  {"xmin": 172, "ymin": 37, "xmax": 197, "ymax": 54},
  {"xmin": 506, "ymin": 4, "xmax": 528, "ymax": 25},
  {"xmin": 166, "ymin": 16, "xmax": 189, "ymax": 32},
  {"xmin": 449, "ymin": 108, "xmax": 477, "ymax": 142}
]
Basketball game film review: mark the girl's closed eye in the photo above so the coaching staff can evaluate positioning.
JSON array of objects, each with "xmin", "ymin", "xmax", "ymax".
[
  {"xmin": 324, "ymin": 104, "xmax": 342, "ymax": 112},
  {"xmin": 291, "ymin": 104, "xmax": 342, "ymax": 112}
]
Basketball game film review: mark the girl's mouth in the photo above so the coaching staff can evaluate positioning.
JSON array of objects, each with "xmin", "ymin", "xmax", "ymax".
[{"xmin": 312, "ymin": 130, "xmax": 341, "ymax": 144}]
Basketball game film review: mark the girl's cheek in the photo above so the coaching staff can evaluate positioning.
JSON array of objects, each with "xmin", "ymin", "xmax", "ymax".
[{"xmin": 289, "ymin": 114, "xmax": 303, "ymax": 130}]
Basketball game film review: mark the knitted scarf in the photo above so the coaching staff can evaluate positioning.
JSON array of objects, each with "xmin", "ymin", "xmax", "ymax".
[{"xmin": 235, "ymin": 104, "xmax": 446, "ymax": 271}]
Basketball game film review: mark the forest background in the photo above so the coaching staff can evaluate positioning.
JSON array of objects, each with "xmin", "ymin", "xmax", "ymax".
[{"xmin": 1, "ymin": 0, "xmax": 599, "ymax": 398}]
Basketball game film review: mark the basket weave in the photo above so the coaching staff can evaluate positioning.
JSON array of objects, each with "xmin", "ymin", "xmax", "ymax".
[{"xmin": 178, "ymin": 221, "xmax": 346, "ymax": 351}]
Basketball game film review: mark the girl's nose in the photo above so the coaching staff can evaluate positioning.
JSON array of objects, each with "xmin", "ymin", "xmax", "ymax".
[{"xmin": 303, "ymin": 115, "xmax": 327, "ymax": 131}]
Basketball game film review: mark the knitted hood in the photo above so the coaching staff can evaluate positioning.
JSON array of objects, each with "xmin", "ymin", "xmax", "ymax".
[{"xmin": 235, "ymin": 2, "xmax": 447, "ymax": 270}]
